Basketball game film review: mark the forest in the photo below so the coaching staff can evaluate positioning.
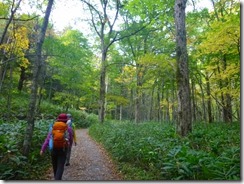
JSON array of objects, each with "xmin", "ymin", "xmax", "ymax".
[{"xmin": 0, "ymin": 0, "xmax": 240, "ymax": 180}]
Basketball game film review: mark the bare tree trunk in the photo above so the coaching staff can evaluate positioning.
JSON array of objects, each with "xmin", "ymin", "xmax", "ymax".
[
  {"xmin": 191, "ymin": 80, "xmax": 196, "ymax": 122},
  {"xmin": 217, "ymin": 56, "xmax": 233, "ymax": 123},
  {"xmin": 149, "ymin": 86, "xmax": 155, "ymax": 121},
  {"xmin": 222, "ymin": 56, "xmax": 232, "ymax": 123},
  {"xmin": 166, "ymin": 90, "xmax": 170, "ymax": 121},
  {"xmin": 224, "ymin": 93, "xmax": 232, "ymax": 123},
  {"xmin": 172, "ymin": 81, "xmax": 177, "ymax": 122},
  {"xmin": 199, "ymin": 79, "xmax": 206, "ymax": 122},
  {"xmin": 206, "ymin": 74, "xmax": 213, "ymax": 123},
  {"xmin": 99, "ymin": 50, "xmax": 107, "ymax": 123},
  {"xmin": 174, "ymin": 0, "xmax": 192, "ymax": 136},
  {"xmin": 6, "ymin": 63, "xmax": 13, "ymax": 120},
  {"xmin": 119, "ymin": 105, "xmax": 122, "ymax": 121},
  {"xmin": 157, "ymin": 86, "xmax": 161, "ymax": 122},
  {"xmin": 23, "ymin": 0, "xmax": 54, "ymax": 156},
  {"xmin": 135, "ymin": 63, "xmax": 143, "ymax": 123},
  {"xmin": 17, "ymin": 66, "xmax": 26, "ymax": 91}
]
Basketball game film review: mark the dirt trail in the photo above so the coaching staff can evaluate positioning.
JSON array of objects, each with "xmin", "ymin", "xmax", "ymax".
[{"xmin": 46, "ymin": 129, "xmax": 122, "ymax": 181}]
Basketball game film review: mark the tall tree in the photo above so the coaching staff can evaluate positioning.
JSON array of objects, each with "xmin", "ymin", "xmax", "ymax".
[
  {"xmin": 196, "ymin": 0, "xmax": 240, "ymax": 123},
  {"xmin": 0, "ymin": 0, "xmax": 23, "ymax": 92},
  {"xmin": 23, "ymin": 0, "xmax": 54, "ymax": 156},
  {"xmin": 43, "ymin": 29, "xmax": 95, "ymax": 110},
  {"xmin": 80, "ymin": 0, "xmax": 148, "ymax": 123},
  {"xmin": 80, "ymin": 0, "xmax": 124, "ymax": 123},
  {"xmin": 174, "ymin": 0, "xmax": 192, "ymax": 136}
]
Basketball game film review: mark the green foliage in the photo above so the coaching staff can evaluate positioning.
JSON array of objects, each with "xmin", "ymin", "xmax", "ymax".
[
  {"xmin": 37, "ymin": 101, "xmax": 63, "ymax": 119},
  {"xmin": 66, "ymin": 109, "xmax": 99, "ymax": 128},
  {"xmin": 89, "ymin": 121, "xmax": 240, "ymax": 180},
  {"xmin": 38, "ymin": 103, "xmax": 99, "ymax": 128},
  {"xmin": 0, "ymin": 120, "xmax": 52, "ymax": 179},
  {"xmin": 0, "ymin": 91, "xmax": 29, "ymax": 121},
  {"xmin": 0, "ymin": 96, "xmax": 98, "ymax": 179}
]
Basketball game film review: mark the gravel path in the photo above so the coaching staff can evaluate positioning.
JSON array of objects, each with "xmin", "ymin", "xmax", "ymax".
[{"xmin": 46, "ymin": 129, "xmax": 122, "ymax": 181}]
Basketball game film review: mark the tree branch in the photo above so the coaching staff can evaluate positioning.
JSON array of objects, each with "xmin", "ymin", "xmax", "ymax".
[
  {"xmin": 0, "ymin": 15, "xmax": 39, "ymax": 21},
  {"xmin": 0, "ymin": 0, "xmax": 23, "ymax": 44}
]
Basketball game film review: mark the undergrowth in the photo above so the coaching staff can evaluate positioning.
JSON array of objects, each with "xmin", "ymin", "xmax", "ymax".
[
  {"xmin": 0, "ymin": 111, "xmax": 99, "ymax": 180},
  {"xmin": 0, "ymin": 120, "xmax": 52, "ymax": 180},
  {"xmin": 89, "ymin": 121, "xmax": 240, "ymax": 180}
]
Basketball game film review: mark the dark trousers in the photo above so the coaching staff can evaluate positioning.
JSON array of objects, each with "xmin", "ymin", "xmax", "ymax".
[
  {"xmin": 66, "ymin": 146, "xmax": 71, "ymax": 164},
  {"xmin": 51, "ymin": 148, "xmax": 67, "ymax": 180}
]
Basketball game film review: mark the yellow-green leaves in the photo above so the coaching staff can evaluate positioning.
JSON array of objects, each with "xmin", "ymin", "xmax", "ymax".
[{"xmin": 0, "ymin": 26, "xmax": 30, "ymax": 68}]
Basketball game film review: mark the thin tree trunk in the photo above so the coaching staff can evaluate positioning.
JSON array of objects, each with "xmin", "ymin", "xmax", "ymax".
[
  {"xmin": 6, "ymin": 64, "xmax": 13, "ymax": 120},
  {"xmin": 0, "ymin": 0, "xmax": 22, "ymax": 91},
  {"xmin": 161, "ymin": 83, "xmax": 165, "ymax": 120},
  {"xmin": 150, "ymin": 86, "xmax": 155, "ymax": 121},
  {"xmin": 17, "ymin": 66, "xmax": 26, "ymax": 91},
  {"xmin": 206, "ymin": 75, "xmax": 213, "ymax": 123},
  {"xmin": 157, "ymin": 86, "xmax": 161, "ymax": 122},
  {"xmin": 199, "ymin": 79, "xmax": 206, "ymax": 122},
  {"xmin": 166, "ymin": 90, "xmax": 170, "ymax": 121},
  {"xmin": 224, "ymin": 93, "xmax": 232, "ymax": 123},
  {"xmin": 191, "ymin": 80, "xmax": 196, "ymax": 122},
  {"xmin": 23, "ymin": 0, "xmax": 54, "ymax": 156},
  {"xmin": 0, "ymin": 0, "xmax": 22, "ymax": 44},
  {"xmin": 174, "ymin": 0, "xmax": 192, "ymax": 136},
  {"xmin": 119, "ymin": 105, "xmax": 122, "ymax": 121},
  {"xmin": 135, "ymin": 63, "xmax": 143, "ymax": 123},
  {"xmin": 222, "ymin": 56, "xmax": 232, "ymax": 123},
  {"xmin": 0, "ymin": 60, "xmax": 8, "ymax": 92},
  {"xmin": 172, "ymin": 81, "xmax": 177, "ymax": 122},
  {"xmin": 99, "ymin": 49, "xmax": 107, "ymax": 123}
]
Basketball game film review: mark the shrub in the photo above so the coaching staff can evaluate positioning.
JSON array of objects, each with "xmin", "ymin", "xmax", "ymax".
[
  {"xmin": 0, "ymin": 120, "xmax": 51, "ymax": 179},
  {"xmin": 89, "ymin": 121, "xmax": 240, "ymax": 180}
]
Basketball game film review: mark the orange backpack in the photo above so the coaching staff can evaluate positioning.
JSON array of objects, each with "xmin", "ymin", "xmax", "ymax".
[{"xmin": 52, "ymin": 121, "xmax": 69, "ymax": 149}]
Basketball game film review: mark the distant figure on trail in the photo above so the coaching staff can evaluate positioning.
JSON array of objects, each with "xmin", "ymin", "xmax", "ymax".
[
  {"xmin": 40, "ymin": 113, "xmax": 73, "ymax": 180},
  {"xmin": 65, "ymin": 113, "xmax": 77, "ymax": 166}
]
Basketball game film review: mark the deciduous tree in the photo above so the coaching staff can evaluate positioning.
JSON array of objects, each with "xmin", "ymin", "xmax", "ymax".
[{"xmin": 174, "ymin": 0, "xmax": 192, "ymax": 136}]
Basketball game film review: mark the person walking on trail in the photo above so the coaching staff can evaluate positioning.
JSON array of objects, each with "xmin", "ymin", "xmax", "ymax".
[
  {"xmin": 40, "ymin": 113, "xmax": 73, "ymax": 180},
  {"xmin": 65, "ymin": 113, "xmax": 77, "ymax": 166}
]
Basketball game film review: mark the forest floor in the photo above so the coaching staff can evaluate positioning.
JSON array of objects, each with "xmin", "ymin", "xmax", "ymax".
[{"xmin": 45, "ymin": 129, "xmax": 123, "ymax": 181}]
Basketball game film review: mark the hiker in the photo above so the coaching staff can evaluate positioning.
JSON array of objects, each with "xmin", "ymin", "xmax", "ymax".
[
  {"xmin": 65, "ymin": 113, "xmax": 77, "ymax": 166},
  {"xmin": 40, "ymin": 113, "xmax": 73, "ymax": 180}
]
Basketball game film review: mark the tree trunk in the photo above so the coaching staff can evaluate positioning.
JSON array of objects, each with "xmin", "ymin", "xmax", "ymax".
[
  {"xmin": 157, "ymin": 86, "xmax": 161, "ymax": 122},
  {"xmin": 23, "ymin": 0, "xmax": 54, "ymax": 156},
  {"xmin": 224, "ymin": 93, "xmax": 232, "ymax": 123},
  {"xmin": 174, "ymin": 0, "xmax": 192, "ymax": 136},
  {"xmin": 217, "ymin": 55, "xmax": 232, "ymax": 123},
  {"xmin": 0, "ymin": 59, "xmax": 8, "ymax": 92},
  {"xmin": 191, "ymin": 80, "xmax": 196, "ymax": 122},
  {"xmin": 6, "ymin": 64, "xmax": 13, "ymax": 120},
  {"xmin": 135, "ymin": 63, "xmax": 143, "ymax": 123},
  {"xmin": 222, "ymin": 56, "xmax": 232, "ymax": 123},
  {"xmin": 166, "ymin": 90, "xmax": 170, "ymax": 121},
  {"xmin": 0, "ymin": 0, "xmax": 22, "ymax": 92},
  {"xmin": 172, "ymin": 81, "xmax": 177, "ymax": 122},
  {"xmin": 17, "ymin": 66, "xmax": 26, "ymax": 91},
  {"xmin": 199, "ymin": 79, "xmax": 206, "ymax": 122},
  {"xmin": 149, "ymin": 86, "xmax": 155, "ymax": 121},
  {"xmin": 206, "ymin": 74, "xmax": 213, "ymax": 123},
  {"xmin": 99, "ymin": 49, "xmax": 107, "ymax": 123},
  {"xmin": 0, "ymin": 0, "xmax": 22, "ymax": 44}
]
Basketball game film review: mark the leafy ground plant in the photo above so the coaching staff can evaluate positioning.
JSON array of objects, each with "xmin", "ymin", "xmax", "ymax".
[
  {"xmin": 0, "ymin": 120, "xmax": 52, "ymax": 180},
  {"xmin": 89, "ymin": 121, "xmax": 240, "ymax": 180}
]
